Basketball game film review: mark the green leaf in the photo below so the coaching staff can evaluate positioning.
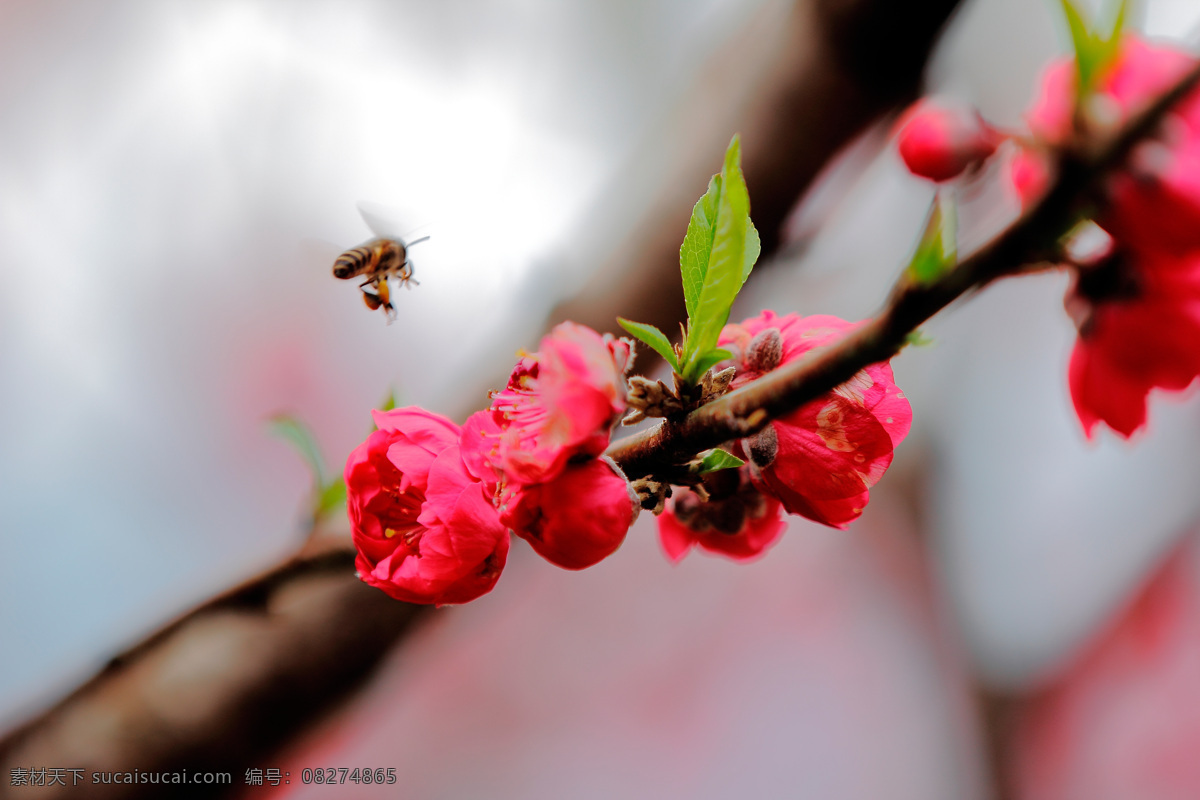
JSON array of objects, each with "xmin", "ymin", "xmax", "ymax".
[
  {"xmin": 378, "ymin": 387, "xmax": 397, "ymax": 413},
  {"xmin": 905, "ymin": 329, "xmax": 935, "ymax": 348},
  {"xmin": 696, "ymin": 448, "xmax": 746, "ymax": 474},
  {"xmin": 1060, "ymin": 0, "xmax": 1128, "ymax": 95},
  {"xmin": 618, "ymin": 317, "xmax": 680, "ymax": 372},
  {"xmin": 681, "ymin": 136, "xmax": 758, "ymax": 383},
  {"xmin": 1096, "ymin": 0, "xmax": 1128, "ymax": 75},
  {"xmin": 689, "ymin": 348, "xmax": 733, "ymax": 380},
  {"xmin": 742, "ymin": 220, "xmax": 761, "ymax": 284},
  {"xmin": 1061, "ymin": 0, "xmax": 1098, "ymax": 90},
  {"xmin": 315, "ymin": 477, "xmax": 347, "ymax": 517},
  {"xmin": 907, "ymin": 191, "xmax": 957, "ymax": 284},
  {"xmin": 268, "ymin": 414, "xmax": 328, "ymax": 488},
  {"xmin": 680, "ymin": 175, "xmax": 722, "ymax": 321}
]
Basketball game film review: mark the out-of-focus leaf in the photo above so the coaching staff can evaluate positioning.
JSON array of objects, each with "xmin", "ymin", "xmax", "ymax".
[
  {"xmin": 269, "ymin": 414, "xmax": 328, "ymax": 488},
  {"xmin": 379, "ymin": 388, "xmax": 397, "ymax": 413},
  {"xmin": 315, "ymin": 477, "xmax": 347, "ymax": 516},
  {"xmin": 696, "ymin": 448, "xmax": 746, "ymax": 474},
  {"xmin": 681, "ymin": 136, "xmax": 758, "ymax": 383},
  {"xmin": 907, "ymin": 191, "xmax": 957, "ymax": 284},
  {"xmin": 1060, "ymin": 0, "xmax": 1128, "ymax": 96},
  {"xmin": 905, "ymin": 330, "xmax": 935, "ymax": 348},
  {"xmin": 618, "ymin": 318, "xmax": 681, "ymax": 372}
]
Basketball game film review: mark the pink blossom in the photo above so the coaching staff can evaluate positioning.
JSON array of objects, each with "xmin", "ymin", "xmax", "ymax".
[
  {"xmin": 1027, "ymin": 36, "xmax": 1200, "ymax": 253},
  {"xmin": 657, "ymin": 466, "xmax": 785, "ymax": 562},
  {"xmin": 894, "ymin": 98, "xmax": 1001, "ymax": 182},
  {"xmin": 1005, "ymin": 145, "xmax": 1053, "ymax": 209},
  {"xmin": 500, "ymin": 457, "xmax": 637, "ymax": 570},
  {"xmin": 1026, "ymin": 37, "xmax": 1197, "ymax": 145},
  {"xmin": 1067, "ymin": 246, "xmax": 1200, "ymax": 438},
  {"xmin": 346, "ymin": 407, "xmax": 509, "ymax": 606},
  {"xmin": 719, "ymin": 311, "xmax": 912, "ymax": 529},
  {"xmin": 1022, "ymin": 35, "xmax": 1200, "ymax": 437},
  {"xmin": 488, "ymin": 322, "xmax": 631, "ymax": 485}
]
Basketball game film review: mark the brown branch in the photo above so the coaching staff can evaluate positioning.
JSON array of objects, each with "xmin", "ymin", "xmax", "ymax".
[
  {"xmin": 607, "ymin": 57, "xmax": 1200, "ymax": 480},
  {"xmin": 0, "ymin": 539, "xmax": 430, "ymax": 800}
]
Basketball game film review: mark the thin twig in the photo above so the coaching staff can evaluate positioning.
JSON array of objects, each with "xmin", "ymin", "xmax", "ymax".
[{"xmin": 607, "ymin": 58, "xmax": 1200, "ymax": 480}]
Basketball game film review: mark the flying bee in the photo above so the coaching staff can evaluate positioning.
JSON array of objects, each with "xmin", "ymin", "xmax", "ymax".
[{"xmin": 332, "ymin": 203, "xmax": 430, "ymax": 322}]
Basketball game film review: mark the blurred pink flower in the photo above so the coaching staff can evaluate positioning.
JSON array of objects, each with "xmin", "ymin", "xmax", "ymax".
[
  {"xmin": 1067, "ymin": 246, "xmax": 1200, "ymax": 438},
  {"xmin": 1014, "ymin": 531, "xmax": 1200, "ymax": 800},
  {"xmin": 657, "ymin": 465, "xmax": 785, "ymax": 562},
  {"xmin": 499, "ymin": 457, "xmax": 637, "ymax": 570},
  {"xmin": 1005, "ymin": 146, "xmax": 1053, "ymax": 209},
  {"xmin": 1026, "ymin": 36, "xmax": 1197, "ymax": 147},
  {"xmin": 894, "ymin": 98, "xmax": 1000, "ymax": 182},
  {"xmin": 719, "ymin": 311, "xmax": 912, "ymax": 528},
  {"xmin": 346, "ymin": 407, "xmax": 509, "ymax": 605},
  {"xmin": 489, "ymin": 322, "xmax": 632, "ymax": 485},
  {"xmin": 1022, "ymin": 35, "xmax": 1200, "ymax": 437},
  {"xmin": 1028, "ymin": 36, "xmax": 1200, "ymax": 254}
]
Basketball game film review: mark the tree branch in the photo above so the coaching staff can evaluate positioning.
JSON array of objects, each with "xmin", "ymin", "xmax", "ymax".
[
  {"xmin": 0, "ymin": 539, "xmax": 428, "ymax": 800},
  {"xmin": 606, "ymin": 58, "xmax": 1200, "ymax": 480}
]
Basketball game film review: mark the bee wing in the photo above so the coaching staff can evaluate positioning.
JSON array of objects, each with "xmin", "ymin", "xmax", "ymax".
[
  {"xmin": 357, "ymin": 201, "xmax": 433, "ymax": 247},
  {"xmin": 300, "ymin": 237, "xmax": 342, "ymax": 262}
]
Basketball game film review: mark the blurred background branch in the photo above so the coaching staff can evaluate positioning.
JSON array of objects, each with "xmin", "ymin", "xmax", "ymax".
[{"xmin": 550, "ymin": 0, "xmax": 962, "ymax": 351}]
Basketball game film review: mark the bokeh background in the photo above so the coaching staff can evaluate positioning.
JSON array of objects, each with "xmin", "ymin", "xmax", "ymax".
[{"xmin": 3, "ymin": 0, "xmax": 1200, "ymax": 797}]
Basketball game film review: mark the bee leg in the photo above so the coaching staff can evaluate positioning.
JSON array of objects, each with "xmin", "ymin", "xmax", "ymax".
[
  {"xmin": 361, "ymin": 287, "xmax": 383, "ymax": 311},
  {"xmin": 398, "ymin": 263, "xmax": 418, "ymax": 288}
]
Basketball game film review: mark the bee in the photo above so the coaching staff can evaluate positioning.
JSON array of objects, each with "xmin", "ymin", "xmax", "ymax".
[{"xmin": 332, "ymin": 204, "xmax": 430, "ymax": 322}]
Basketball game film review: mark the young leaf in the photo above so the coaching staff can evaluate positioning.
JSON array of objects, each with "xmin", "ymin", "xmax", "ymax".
[
  {"xmin": 681, "ymin": 136, "xmax": 758, "ymax": 382},
  {"xmin": 1095, "ymin": 0, "xmax": 1128, "ymax": 79},
  {"xmin": 680, "ymin": 175, "xmax": 722, "ymax": 321},
  {"xmin": 268, "ymin": 414, "xmax": 328, "ymax": 489},
  {"xmin": 696, "ymin": 448, "xmax": 746, "ymax": 474},
  {"xmin": 689, "ymin": 348, "xmax": 734, "ymax": 381},
  {"xmin": 378, "ymin": 387, "xmax": 397, "ymax": 413},
  {"xmin": 1060, "ymin": 0, "xmax": 1128, "ymax": 96},
  {"xmin": 905, "ymin": 329, "xmax": 935, "ymax": 348},
  {"xmin": 907, "ymin": 190, "xmax": 957, "ymax": 284},
  {"xmin": 1061, "ymin": 0, "xmax": 1099, "ymax": 90},
  {"xmin": 618, "ymin": 318, "xmax": 681, "ymax": 372},
  {"xmin": 743, "ymin": 221, "xmax": 761, "ymax": 284}
]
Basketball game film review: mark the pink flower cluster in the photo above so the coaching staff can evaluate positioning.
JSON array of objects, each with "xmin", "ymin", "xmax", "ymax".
[
  {"xmin": 658, "ymin": 311, "xmax": 912, "ymax": 562},
  {"xmin": 894, "ymin": 35, "xmax": 1200, "ymax": 439},
  {"xmin": 346, "ymin": 323, "xmax": 638, "ymax": 605},
  {"xmin": 1028, "ymin": 36, "xmax": 1200, "ymax": 438}
]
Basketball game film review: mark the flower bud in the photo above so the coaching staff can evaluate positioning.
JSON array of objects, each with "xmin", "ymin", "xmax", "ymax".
[
  {"xmin": 744, "ymin": 422, "xmax": 778, "ymax": 469},
  {"xmin": 895, "ymin": 98, "xmax": 1001, "ymax": 182},
  {"xmin": 745, "ymin": 327, "xmax": 783, "ymax": 373}
]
